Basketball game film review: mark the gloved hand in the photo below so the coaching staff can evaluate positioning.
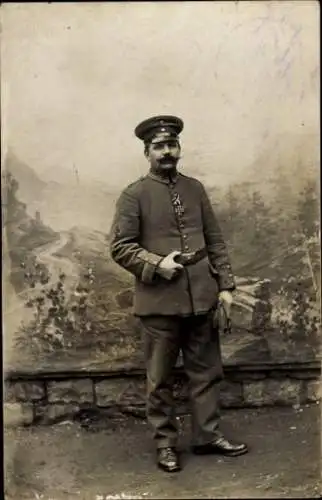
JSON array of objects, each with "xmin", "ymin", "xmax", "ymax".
[
  {"xmin": 218, "ymin": 290, "xmax": 233, "ymax": 318},
  {"xmin": 157, "ymin": 250, "xmax": 184, "ymax": 281}
]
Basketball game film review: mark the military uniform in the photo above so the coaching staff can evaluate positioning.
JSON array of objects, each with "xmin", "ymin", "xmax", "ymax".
[{"xmin": 110, "ymin": 116, "xmax": 236, "ymax": 450}]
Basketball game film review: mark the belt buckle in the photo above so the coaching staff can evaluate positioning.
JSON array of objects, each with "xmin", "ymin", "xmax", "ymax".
[{"xmin": 182, "ymin": 252, "xmax": 194, "ymax": 263}]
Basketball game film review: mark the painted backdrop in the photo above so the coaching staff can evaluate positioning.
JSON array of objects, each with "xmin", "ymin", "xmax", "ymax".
[{"xmin": 2, "ymin": 2, "xmax": 320, "ymax": 373}]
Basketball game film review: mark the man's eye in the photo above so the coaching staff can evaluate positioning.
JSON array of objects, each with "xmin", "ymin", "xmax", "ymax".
[{"xmin": 152, "ymin": 141, "xmax": 178, "ymax": 151}]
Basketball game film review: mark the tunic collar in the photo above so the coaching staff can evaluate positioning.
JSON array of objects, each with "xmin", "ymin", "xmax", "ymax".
[{"xmin": 147, "ymin": 168, "xmax": 179, "ymax": 185}]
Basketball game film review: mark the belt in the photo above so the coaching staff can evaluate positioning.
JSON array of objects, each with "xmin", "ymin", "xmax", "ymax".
[{"xmin": 174, "ymin": 247, "xmax": 208, "ymax": 266}]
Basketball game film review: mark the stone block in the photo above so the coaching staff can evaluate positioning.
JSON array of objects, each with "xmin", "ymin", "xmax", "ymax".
[
  {"xmin": 243, "ymin": 379, "xmax": 302, "ymax": 406},
  {"xmin": 34, "ymin": 403, "xmax": 80, "ymax": 424},
  {"xmin": 243, "ymin": 381, "xmax": 266, "ymax": 406},
  {"xmin": 47, "ymin": 379, "xmax": 93, "ymax": 404},
  {"xmin": 119, "ymin": 379, "xmax": 146, "ymax": 406},
  {"xmin": 220, "ymin": 380, "xmax": 243, "ymax": 408},
  {"xmin": 306, "ymin": 379, "xmax": 322, "ymax": 402},
  {"xmin": 95, "ymin": 378, "xmax": 130, "ymax": 407},
  {"xmin": 5, "ymin": 381, "xmax": 45, "ymax": 402},
  {"xmin": 4, "ymin": 403, "xmax": 33, "ymax": 427},
  {"xmin": 268, "ymin": 379, "xmax": 302, "ymax": 405},
  {"xmin": 4, "ymin": 382, "xmax": 18, "ymax": 403}
]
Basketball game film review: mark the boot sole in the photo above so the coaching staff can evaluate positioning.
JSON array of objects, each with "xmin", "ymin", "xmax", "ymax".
[
  {"xmin": 192, "ymin": 447, "xmax": 248, "ymax": 457},
  {"xmin": 157, "ymin": 462, "xmax": 181, "ymax": 473}
]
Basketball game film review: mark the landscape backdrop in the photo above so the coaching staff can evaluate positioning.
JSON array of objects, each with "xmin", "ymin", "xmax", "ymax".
[{"xmin": 2, "ymin": 2, "xmax": 320, "ymax": 372}]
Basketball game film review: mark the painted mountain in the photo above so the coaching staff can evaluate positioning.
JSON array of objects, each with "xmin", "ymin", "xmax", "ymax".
[{"xmin": 4, "ymin": 150, "xmax": 120, "ymax": 233}]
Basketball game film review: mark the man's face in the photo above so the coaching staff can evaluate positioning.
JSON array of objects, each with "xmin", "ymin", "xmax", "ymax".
[{"xmin": 146, "ymin": 139, "xmax": 181, "ymax": 171}]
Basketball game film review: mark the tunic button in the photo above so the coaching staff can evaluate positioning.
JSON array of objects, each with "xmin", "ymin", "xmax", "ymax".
[
  {"xmin": 183, "ymin": 234, "xmax": 187, "ymax": 239},
  {"xmin": 184, "ymin": 244, "xmax": 189, "ymax": 250}
]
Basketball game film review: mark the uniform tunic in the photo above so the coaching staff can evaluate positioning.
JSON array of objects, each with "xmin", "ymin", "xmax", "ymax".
[{"xmin": 110, "ymin": 170, "xmax": 235, "ymax": 316}]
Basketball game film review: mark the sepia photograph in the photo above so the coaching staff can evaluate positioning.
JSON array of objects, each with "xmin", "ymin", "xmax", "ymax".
[{"xmin": 2, "ymin": 1, "xmax": 320, "ymax": 499}]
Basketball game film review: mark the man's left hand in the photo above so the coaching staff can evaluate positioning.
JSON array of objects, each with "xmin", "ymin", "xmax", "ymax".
[{"xmin": 218, "ymin": 290, "xmax": 233, "ymax": 318}]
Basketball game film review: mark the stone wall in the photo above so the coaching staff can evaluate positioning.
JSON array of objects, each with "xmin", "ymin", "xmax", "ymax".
[{"xmin": 4, "ymin": 362, "xmax": 321, "ymax": 427}]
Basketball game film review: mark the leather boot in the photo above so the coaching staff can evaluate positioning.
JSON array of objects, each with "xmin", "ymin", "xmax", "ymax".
[
  {"xmin": 157, "ymin": 447, "xmax": 181, "ymax": 472},
  {"xmin": 192, "ymin": 437, "xmax": 248, "ymax": 457}
]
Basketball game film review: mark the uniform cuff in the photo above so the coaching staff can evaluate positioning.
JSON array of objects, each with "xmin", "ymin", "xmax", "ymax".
[
  {"xmin": 138, "ymin": 250, "xmax": 164, "ymax": 284},
  {"xmin": 218, "ymin": 274, "xmax": 236, "ymax": 291}
]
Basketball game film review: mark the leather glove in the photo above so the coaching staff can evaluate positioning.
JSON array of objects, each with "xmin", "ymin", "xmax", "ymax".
[{"xmin": 218, "ymin": 290, "xmax": 233, "ymax": 319}]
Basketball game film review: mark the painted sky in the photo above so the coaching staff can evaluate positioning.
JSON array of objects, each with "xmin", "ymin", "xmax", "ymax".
[{"xmin": 1, "ymin": 1, "xmax": 319, "ymax": 188}]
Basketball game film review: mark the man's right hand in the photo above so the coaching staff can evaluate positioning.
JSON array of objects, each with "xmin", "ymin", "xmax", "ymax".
[{"xmin": 157, "ymin": 250, "xmax": 184, "ymax": 281}]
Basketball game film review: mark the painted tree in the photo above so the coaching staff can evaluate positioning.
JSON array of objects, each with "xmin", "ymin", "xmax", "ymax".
[{"xmin": 295, "ymin": 179, "xmax": 320, "ymax": 298}]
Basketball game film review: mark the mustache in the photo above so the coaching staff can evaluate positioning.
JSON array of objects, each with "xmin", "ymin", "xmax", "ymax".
[{"xmin": 158, "ymin": 155, "xmax": 180, "ymax": 164}]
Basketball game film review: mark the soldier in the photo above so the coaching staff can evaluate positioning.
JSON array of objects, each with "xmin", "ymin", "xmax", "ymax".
[{"xmin": 110, "ymin": 115, "xmax": 248, "ymax": 473}]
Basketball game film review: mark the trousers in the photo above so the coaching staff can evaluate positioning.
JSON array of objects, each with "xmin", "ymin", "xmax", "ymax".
[{"xmin": 139, "ymin": 311, "xmax": 224, "ymax": 449}]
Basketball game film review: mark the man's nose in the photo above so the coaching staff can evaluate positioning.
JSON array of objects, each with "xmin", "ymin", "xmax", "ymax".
[{"xmin": 162, "ymin": 144, "xmax": 171, "ymax": 154}]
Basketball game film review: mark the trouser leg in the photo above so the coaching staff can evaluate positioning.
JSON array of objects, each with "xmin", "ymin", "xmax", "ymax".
[
  {"xmin": 181, "ymin": 312, "xmax": 224, "ymax": 446},
  {"xmin": 139, "ymin": 315, "xmax": 181, "ymax": 449}
]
